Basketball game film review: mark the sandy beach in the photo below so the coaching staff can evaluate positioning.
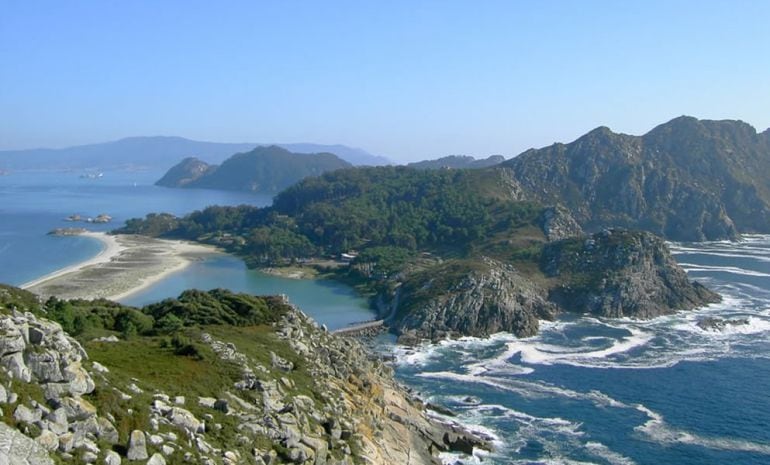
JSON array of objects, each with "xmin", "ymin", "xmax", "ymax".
[{"xmin": 23, "ymin": 232, "xmax": 220, "ymax": 301}]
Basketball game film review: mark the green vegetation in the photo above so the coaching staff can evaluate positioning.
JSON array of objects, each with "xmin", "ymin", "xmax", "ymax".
[
  {"xmin": 157, "ymin": 145, "xmax": 353, "ymax": 193},
  {"xmin": 117, "ymin": 166, "xmax": 556, "ymax": 314},
  {"xmin": 120, "ymin": 166, "xmax": 547, "ymax": 267},
  {"xmin": 0, "ymin": 287, "xmax": 328, "ymax": 462}
]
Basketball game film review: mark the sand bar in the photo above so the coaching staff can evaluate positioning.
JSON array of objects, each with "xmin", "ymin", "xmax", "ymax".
[{"xmin": 23, "ymin": 233, "xmax": 220, "ymax": 301}]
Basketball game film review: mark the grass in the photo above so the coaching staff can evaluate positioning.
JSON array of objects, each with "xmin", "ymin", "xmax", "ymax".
[{"xmin": 83, "ymin": 332, "xmax": 241, "ymax": 399}]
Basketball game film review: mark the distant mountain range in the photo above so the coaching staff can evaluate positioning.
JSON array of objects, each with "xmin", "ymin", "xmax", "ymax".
[
  {"xmin": 501, "ymin": 116, "xmax": 770, "ymax": 241},
  {"xmin": 407, "ymin": 154, "xmax": 505, "ymax": 170},
  {"xmin": 0, "ymin": 136, "xmax": 389, "ymax": 171},
  {"xmin": 156, "ymin": 145, "xmax": 352, "ymax": 194}
]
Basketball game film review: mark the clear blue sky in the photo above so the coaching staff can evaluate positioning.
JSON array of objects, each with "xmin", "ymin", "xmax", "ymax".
[{"xmin": 1, "ymin": 1, "xmax": 768, "ymax": 162}]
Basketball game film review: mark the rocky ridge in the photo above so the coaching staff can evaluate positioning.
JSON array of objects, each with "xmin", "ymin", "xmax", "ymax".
[
  {"xmin": 0, "ymin": 287, "xmax": 487, "ymax": 465},
  {"xmin": 501, "ymin": 116, "xmax": 770, "ymax": 241}
]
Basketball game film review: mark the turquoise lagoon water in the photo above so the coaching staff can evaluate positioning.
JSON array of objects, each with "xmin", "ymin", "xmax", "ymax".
[{"xmin": 0, "ymin": 170, "xmax": 374, "ymax": 329}]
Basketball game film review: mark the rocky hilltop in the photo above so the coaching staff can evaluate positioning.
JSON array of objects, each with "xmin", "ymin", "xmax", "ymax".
[
  {"xmin": 156, "ymin": 146, "xmax": 352, "ymax": 194},
  {"xmin": 155, "ymin": 157, "xmax": 216, "ymax": 187},
  {"xmin": 501, "ymin": 116, "xmax": 770, "ymax": 241},
  {"xmin": 0, "ymin": 286, "xmax": 486, "ymax": 464},
  {"xmin": 386, "ymin": 229, "xmax": 719, "ymax": 343},
  {"xmin": 407, "ymin": 155, "xmax": 505, "ymax": 170},
  {"xmin": 541, "ymin": 229, "xmax": 719, "ymax": 318}
]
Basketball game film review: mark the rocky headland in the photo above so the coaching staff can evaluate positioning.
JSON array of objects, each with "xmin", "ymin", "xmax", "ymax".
[{"xmin": 0, "ymin": 285, "xmax": 487, "ymax": 464}]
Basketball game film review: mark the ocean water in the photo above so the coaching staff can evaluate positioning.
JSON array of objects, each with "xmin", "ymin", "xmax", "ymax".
[
  {"xmin": 0, "ymin": 170, "xmax": 374, "ymax": 330},
  {"xmin": 0, "ymin": 170, "xmax": 268, "ymax": 285},
  {"xmin": 386, "ymin": 236, "xmax": 770, "ymax": 465}
]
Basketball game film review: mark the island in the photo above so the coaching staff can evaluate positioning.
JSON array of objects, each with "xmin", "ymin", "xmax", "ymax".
[
  {"xmin": 156, "ymin": 145, "xmax": 353, "ymax": 194},
  {"xmin": 119, "ymin": 118, "xmax": 735, "ymax": 343}
]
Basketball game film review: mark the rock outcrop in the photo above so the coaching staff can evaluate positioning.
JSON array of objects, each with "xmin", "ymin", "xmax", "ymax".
[
  {"xmin": 501, "ymin": 116, "xmax": 770, "ymax": 240},
  {"xmin": 392, "ymin": 258, "xmax": 556, "ymax": 342},
  {"xmin": 383, "ymin": 229, "xmax": 719, "ymax": 342},
  {"xmin": 0, "ymin": 422, "xmax": 54, "ymax": 465},
  {"xmin": 155, "ymin": 157, "xmax": 215, "ymax": 187},
  {"xmin": 541, "ymin": 229, "xmax": 720, "ymax": 318}
]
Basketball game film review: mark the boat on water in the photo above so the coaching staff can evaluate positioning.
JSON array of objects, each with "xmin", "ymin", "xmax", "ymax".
[{"xmin": 80, "ymin": 172, "xmax": 104, "ymax": 179}]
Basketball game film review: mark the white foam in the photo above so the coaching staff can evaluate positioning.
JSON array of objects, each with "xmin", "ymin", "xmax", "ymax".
[
  {"xmin": 634, "ymin": 404, "xmax": 770, "ymax": 455},
  {"xmin": 678, "ymin": 263, "xmax": 770, "ymax": 277},
  {"xmin": 584, "ymin": 442, "xmax": 638, "ymax": 465},
  {"xmin": 502, "ymin": 328, "xmax": 653, "ymax": 368}
]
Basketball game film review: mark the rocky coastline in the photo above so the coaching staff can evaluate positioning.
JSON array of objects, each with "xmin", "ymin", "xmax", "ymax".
[{"xmin": 0, "ymin": 286, "xmax": 488, "ymax": 465}]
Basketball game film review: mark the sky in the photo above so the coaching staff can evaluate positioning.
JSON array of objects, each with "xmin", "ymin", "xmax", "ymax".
[{"xmin": 1, "ymin": 1, "xmax": 769, "ymax": 163}]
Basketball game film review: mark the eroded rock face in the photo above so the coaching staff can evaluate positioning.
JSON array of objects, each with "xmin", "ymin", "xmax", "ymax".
[
  {"xmin": 501, "ymin": 117, "xmax": 770, "ymax": 241},
  {"xmin": 0, "ymin": 422, "xmax": 54, "ymax": 465},
  {"xmin": 392, "ymin": 258, "xmax": 557, "ymax": 341},
  {"xmin": 539, "ymin": 205, "xmax": 583, "ymax": 241},
  {"xmin": 542, "ymin": 229, "xmax": 721, "ymax": 318},
  {"xmin": 0, "ymin": 311, "xmax": 93, "ymax": 399}
]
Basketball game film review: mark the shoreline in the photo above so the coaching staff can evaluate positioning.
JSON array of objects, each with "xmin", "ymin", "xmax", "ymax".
[
  {"xmin": 23, "ymin": 233, "xmax": 221, "ymax": 302},
  {"xmin": 20, "ymin": 232, "xmax": 123, "ymax": 290}
]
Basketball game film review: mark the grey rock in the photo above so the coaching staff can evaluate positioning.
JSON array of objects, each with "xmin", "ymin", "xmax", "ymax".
[
  {"xmin": 127, "ymin": 430, "xmax": 148, "ymax": 461},
  {"xmin": 34, "ymin": 429, "xmax": 59, "ymax": 451},
  {"xmin": 44, "ymin": 407, "xmax": 69, "ymax": 435},
  {"xmin": 2, "ymin": 351, "xmax": 32, "ymax": 382},
  {"xmin": 198, "ymin": 397, "xmax": 216, "ymax": 408},
  {"xmin": 697, "ymin": 317, "xmax": 750, "ymax": 331},
  {"xmin": 82, "ymin": 451, "xmax": 98, "ymax": 463},
  {"xmin": 104, "ymin": 450, "xmax": 121, "ymax": 465},
  {"xmin": 0, "ymin": 422, "xmax": 55, "ymax": 465},
  {"xmin": 91, "ymin": 361, "xmax": 109, "ymax": 373},
  {"xmin": 146, "ymin": 453, "xmax": 166, "ymax": 465},
  {"xmin": 543, "ymin": 229, "xmax": 721, "ymax": 318},
  {"xmin": 166, "ymin": 407, "xmax": 204, "ymax": 433},
  {"xmin": 270, "ymin": 352, "xmax": 294, "ymax": 372},
  {"xmin": 539, "ymin": 205, "xmax": 583, "ymax": 241},
  {"xmin": 96, "ymin": 417, "xmax": 120, "ymax": 444},
  {"xmin": 57, "ymin": 432, "xmax": 75, "ymax": 453},
  {"xmin": 58, "ymin": 396, "xmax": 97, "ymax": 421},
  {"xmin": 392, "ymin": 257, "xmax": 556, "ymax": 341},
  {"xmin": 13, "ymin": 404, "xmax": 42, "ymax": 424}
]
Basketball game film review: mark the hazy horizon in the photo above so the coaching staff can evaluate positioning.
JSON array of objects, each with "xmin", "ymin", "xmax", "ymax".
[{"xmin": 2, "ymin": 1, "xmax": 769, "ymax": 163}]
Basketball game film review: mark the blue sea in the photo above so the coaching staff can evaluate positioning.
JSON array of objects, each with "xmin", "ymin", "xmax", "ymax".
[
  {"xmin": 2, "ymin": 170, "xmax": 770, "ymax": 464},
  {"xmin": 387, "ymin": 237, "xmax": 770, "ymax": 465}
]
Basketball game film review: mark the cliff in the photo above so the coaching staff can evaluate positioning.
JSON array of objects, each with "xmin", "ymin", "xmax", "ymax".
[
  {"xmin": 384, "ymin": 230, "xmax": 718, "ymax": 343},
  {"xmin": 0, "ymin": 286, "xmax": 486, "ymax": 464},
  {"xmin": 541, "ymin": 229, "xmax": 721, "ymax": 318},
  {"xmin": 501, "ymin": 116, "xmax": 770, "ymax": 240},
  {"xmin": 392, "ymin": 258, "xmax": 556, "ymax": 342},
  {"xmin": 156, "ymin": 146, "xmax": 352, "ymax": 193}
]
